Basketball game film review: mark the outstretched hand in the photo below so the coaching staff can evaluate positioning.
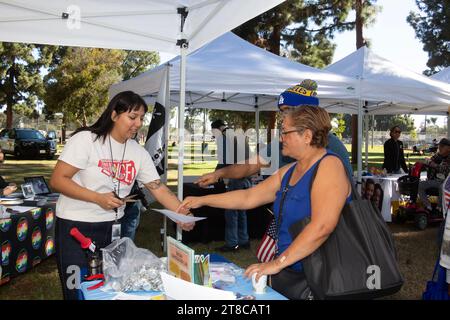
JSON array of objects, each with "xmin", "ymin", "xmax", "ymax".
[
  {"xmin": 195, "ymin": 172, "xmax": 218, "ymax": 188},
  {"xmin": 177, "ymin": 196, "xmax": 206, "ymax": 212}
]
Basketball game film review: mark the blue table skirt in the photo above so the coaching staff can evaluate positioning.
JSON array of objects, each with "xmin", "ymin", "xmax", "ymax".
[{"xmin": 80, "ymin": 253, "xmax": 287, "ymax": 300}]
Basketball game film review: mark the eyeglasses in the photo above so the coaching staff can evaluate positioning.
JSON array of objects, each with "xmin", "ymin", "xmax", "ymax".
[
  {"xmin": 393, "ymin": 130, "xmax": 401, "ymax": 134},
  {"xmin": 280, "ymin": 129, "xmax": 302, "ymax": 136}
]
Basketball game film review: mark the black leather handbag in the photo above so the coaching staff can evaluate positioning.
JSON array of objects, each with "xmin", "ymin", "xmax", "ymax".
[{"xmin": 288, "ymin": 161, "xmax": 404, "ymax": 300}]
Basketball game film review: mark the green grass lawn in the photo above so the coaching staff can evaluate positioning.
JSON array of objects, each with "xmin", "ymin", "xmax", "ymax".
[{"xmin": 0, "ymin": 144, "xmax": 439, "ymax": 300}]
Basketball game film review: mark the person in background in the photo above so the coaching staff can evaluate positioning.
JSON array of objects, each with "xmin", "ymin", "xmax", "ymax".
[
  {"xmin": 120, "ymin": 182, "xmax": 146, "ymax": 240},
  {"xmin": 50, "ymin": 91, "xmax": 194, "ymax": 300},
  {"xmin": 382, "ymin": 126, "xmax": 408, "ymax": 174},
  {"xmin": 363, "ymin": 178, "xmax": 375, "ymax": 201},
  {"xmin": 211, "ymin": 119, "xmax": 252, "ymax": 252},
  {"xmin": 372, "ymin": 183, "xmax": 384, "ymax": 212},
  {"xmin": 418, "ymin": 138, "xmax": 450, "ymax": 212},
  {"xmin": 0, "ymin": 148, "xmax": 17, "ymax": 196}
]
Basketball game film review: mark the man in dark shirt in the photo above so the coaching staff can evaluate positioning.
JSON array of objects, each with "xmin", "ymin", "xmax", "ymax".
[
  {"xmin": 382, "ymin": 126, "xmax": 408, "ymax": 174},
  {"xmin": 211, "ymin": 119, "xmax": 252, "ymax": 252},
  {"xmin": 418, "ymin": 138, "xmax": 450, "ymax": 211}
]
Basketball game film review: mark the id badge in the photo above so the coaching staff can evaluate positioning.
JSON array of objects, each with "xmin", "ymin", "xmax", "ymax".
[{"xmin": 111, "ymin": 223, "xmax": 121, "ymax": 242}]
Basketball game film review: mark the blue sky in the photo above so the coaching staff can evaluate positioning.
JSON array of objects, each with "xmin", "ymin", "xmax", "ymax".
[{"xmin": 159, "ymin": 0, "xmax": 446, "ymax": 128}]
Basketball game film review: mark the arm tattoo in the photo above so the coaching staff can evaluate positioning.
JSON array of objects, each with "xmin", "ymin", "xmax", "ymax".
[{"xmin": 148, "ymin": 179, "xmax": 162, "ymax": 190}]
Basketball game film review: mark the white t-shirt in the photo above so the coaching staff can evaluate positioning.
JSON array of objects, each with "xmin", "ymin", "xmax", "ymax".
[{"xmin": 56, "ymin": 131, "xmax": 159, "ymax": 222}]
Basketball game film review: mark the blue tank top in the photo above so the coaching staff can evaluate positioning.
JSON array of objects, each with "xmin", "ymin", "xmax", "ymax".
[{"xmin": 273, "ymin": 151, "xmax": 351, "ymax": 272}]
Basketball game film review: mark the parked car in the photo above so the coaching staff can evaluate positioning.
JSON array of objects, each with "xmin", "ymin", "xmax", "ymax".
[{"xmin": 0, "ymin": 128, "xmax": 56, "ymax": 159}]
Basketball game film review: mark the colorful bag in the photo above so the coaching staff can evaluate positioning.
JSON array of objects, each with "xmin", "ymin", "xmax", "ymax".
[{"xmin": 422, "ymin": 259, "xmax": 450, "ymax": 300}]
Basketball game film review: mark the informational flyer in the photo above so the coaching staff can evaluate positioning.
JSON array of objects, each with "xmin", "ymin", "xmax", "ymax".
[{"xmin": 167, "ymin": 236, "xmax": 194, "ymax": 282}]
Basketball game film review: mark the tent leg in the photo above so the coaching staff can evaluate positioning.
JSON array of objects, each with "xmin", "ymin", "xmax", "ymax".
[
  {"xmin": 163, "ymin": 66, "xmax": 170, "ymax": 254},
  {"xmin": 447, "ymin": 111, "xmax": 450, "ymax": 138},
  {"xmin": 176, "ymin": 44, "xmax": 187, "ymax": 241},
  {"xmin": 365, "ymin": 114, "xmax": 369, "ymax": 170},
  {"xmin": 255, "ymin": 98, "xmax": 260, "ymax": 154},
  {"xmin": 357, "ymin": 99, "xmax": 363, "ymax": 194}
]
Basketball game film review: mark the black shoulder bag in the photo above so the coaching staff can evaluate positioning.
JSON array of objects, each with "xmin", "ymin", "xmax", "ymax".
[{"xmin": 288, "ymin": 157, "xmax": 404, "ymax": 300}]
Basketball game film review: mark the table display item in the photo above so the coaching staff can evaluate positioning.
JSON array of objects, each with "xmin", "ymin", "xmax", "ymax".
[
  {"xmin": 101, "ymin": 237, "xmax": 164, "ymax": 292},
  {"xmin": 70, "ymin": 227, "xmax": 102, "ymax": 280}
]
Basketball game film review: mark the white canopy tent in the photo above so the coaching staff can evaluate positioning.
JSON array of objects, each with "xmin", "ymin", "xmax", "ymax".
[
  {"xmin": 0, "ymin": 0, "xmax": 286, "ymax": 241},
  {"xmin": 325, "ymin": 46, "xmax": 450, "ymax": 185},
  {"xmin": 432, "ymin": 67, "xmax": 450, "ymax": 83},
  {"xmin": 110, "ymin": 32, "xmax": 358, "ymax": 112},
  {"xmin": 431, "ymin": 67, "xmax": 450, "ymax": 137},
  {"xmin": 325, "ymin": 46, "xmax": 450, "ymax": 115}
]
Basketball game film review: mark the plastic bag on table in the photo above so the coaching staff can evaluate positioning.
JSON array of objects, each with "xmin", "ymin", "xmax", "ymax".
[{"xmin": 101, "ymin": 237, "xmax": 165, "ymax": 292}]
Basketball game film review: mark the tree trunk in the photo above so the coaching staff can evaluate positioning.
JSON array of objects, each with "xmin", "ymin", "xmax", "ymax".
[
  {"xmin": 62, "ymin": 115, "xmax": 67, "ymax": 143},
  {"xmin": 6, "ymin": 67, "xmax": 15, "ymax": 129},
  {"xmin": 351, "ymin": 0, "xmax": 365, "ymax": 164}
]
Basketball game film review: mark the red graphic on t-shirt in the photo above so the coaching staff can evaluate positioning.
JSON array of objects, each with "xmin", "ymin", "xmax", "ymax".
[{"xmin": 98, "ymin": 159, "xmax": 136, "ymax": 186}]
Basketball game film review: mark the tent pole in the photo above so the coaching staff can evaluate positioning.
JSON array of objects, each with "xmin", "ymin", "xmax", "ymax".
[
  {"xmin": 365, "ymin": 112, "xmax": 369, "ymax": 170},
  {"xmin": 357, "ymin": 77, "xmax": 363, "ymax": 194},
  {"xmin": 176, "ymin": 44, "xmax": 187, "ymax": 241},
  {"xmin": 176, "ymin": 8, "xmax": 188, "ymax": 241},
  {"xmin": 255, "ymin": 96, "xmax": 260, "ymax": 154},
  {"xmin": 163, "ymin": 65, "xmax": 170, "ymax": 254},
  {"xmin": 447, "ymin": 107, "xmax": 450, "ymax": 138}
]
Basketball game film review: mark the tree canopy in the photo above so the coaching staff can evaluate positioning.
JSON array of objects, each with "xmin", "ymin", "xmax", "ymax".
[
  {"xmin": 0, "ymin": 43, "xmax": 55, "ymax": 128},
  {"xmin": 43, "ymin": 48, "xmax": 159, "ymax": 132},
  {"xmin": 407, "ymin": 0, "xmax": 450, "ymax": 74},
  {"xmin": 233, "ymin": 0, "xmax": 379, "ymax": 67}
]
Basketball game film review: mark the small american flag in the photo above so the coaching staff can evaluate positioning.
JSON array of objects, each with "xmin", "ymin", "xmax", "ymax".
[{"xmin": 256, "ymin": 215, "xmax": 277, "ymax": 263}]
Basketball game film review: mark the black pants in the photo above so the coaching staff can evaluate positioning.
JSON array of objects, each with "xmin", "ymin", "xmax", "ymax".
[{"xmin": 55, "ymin": 217, "xmax": 116, "ymax": 300}]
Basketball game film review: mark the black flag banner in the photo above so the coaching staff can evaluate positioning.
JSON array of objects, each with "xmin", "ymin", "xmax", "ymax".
[{"xmin": 145, "ymin": 101, "xmax": 166, "ymax": 176}]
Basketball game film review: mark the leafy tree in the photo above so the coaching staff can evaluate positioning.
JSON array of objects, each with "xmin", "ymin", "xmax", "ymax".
[
  {"xmin": 373, "ymin": 114, "xmax": 415, "ymax": 132},
  {"xmin": 44, "ymin": 47, "xmax": 124, "ymax": 133},
  {"xmin": 330, "ymin": 113, "xmax": 346, "ymax": 138},
  {"xmin": 44, "ymin": 48, "xmax": 160, "ymax": 141},
  {"xmin": 232, "ymin": 0, "xmax": 380, "ymax": 142},
  {"xmin": 0, "ymin": 43, "xmax": 55, "ymax": 128},
  {"xmin": 233, "ymin": 0, "xmax": 380, "ymax": 67},
  {"xmin": 407, "ymin": 0, "xmax": 450, "ymax": 73},
  {"xmin": 121, "ymin": 50, "xmax": 160, "ymax": 81}
]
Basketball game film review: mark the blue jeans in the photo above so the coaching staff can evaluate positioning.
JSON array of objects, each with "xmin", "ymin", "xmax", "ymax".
[
  {"xmin": 224, "ymin": 178, "xmax": 252, "ymax": 247},
  {"xmin": 121, "ymin": 201, "xmax": 142, "ymax": 241}
]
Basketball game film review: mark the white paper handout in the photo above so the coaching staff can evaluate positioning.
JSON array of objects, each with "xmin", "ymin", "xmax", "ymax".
[
  {"xmin": 152, "ymin": 209, "xmax": 206, "ymax": 223},
  {"xmin": 112, "ymin": 292, "xmax": 156, "ymax": 300},
  {"xmin": 160, "ymin": 272, "xmax": 235, "ymax": 300}
]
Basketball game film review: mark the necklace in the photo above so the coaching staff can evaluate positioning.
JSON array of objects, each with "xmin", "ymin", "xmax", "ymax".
[{"xmin": 108, "ymin": 135, "xmax": 127, "ymax": 198}]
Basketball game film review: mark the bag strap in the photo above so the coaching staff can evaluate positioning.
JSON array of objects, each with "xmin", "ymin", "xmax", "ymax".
[
  {"xmin": 275, "ymin": 165, "xmax": 296, "ymax": 254},
  {"xmin": 309, "ymin": 153, "xmax": 355, "ymax": 200}
]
